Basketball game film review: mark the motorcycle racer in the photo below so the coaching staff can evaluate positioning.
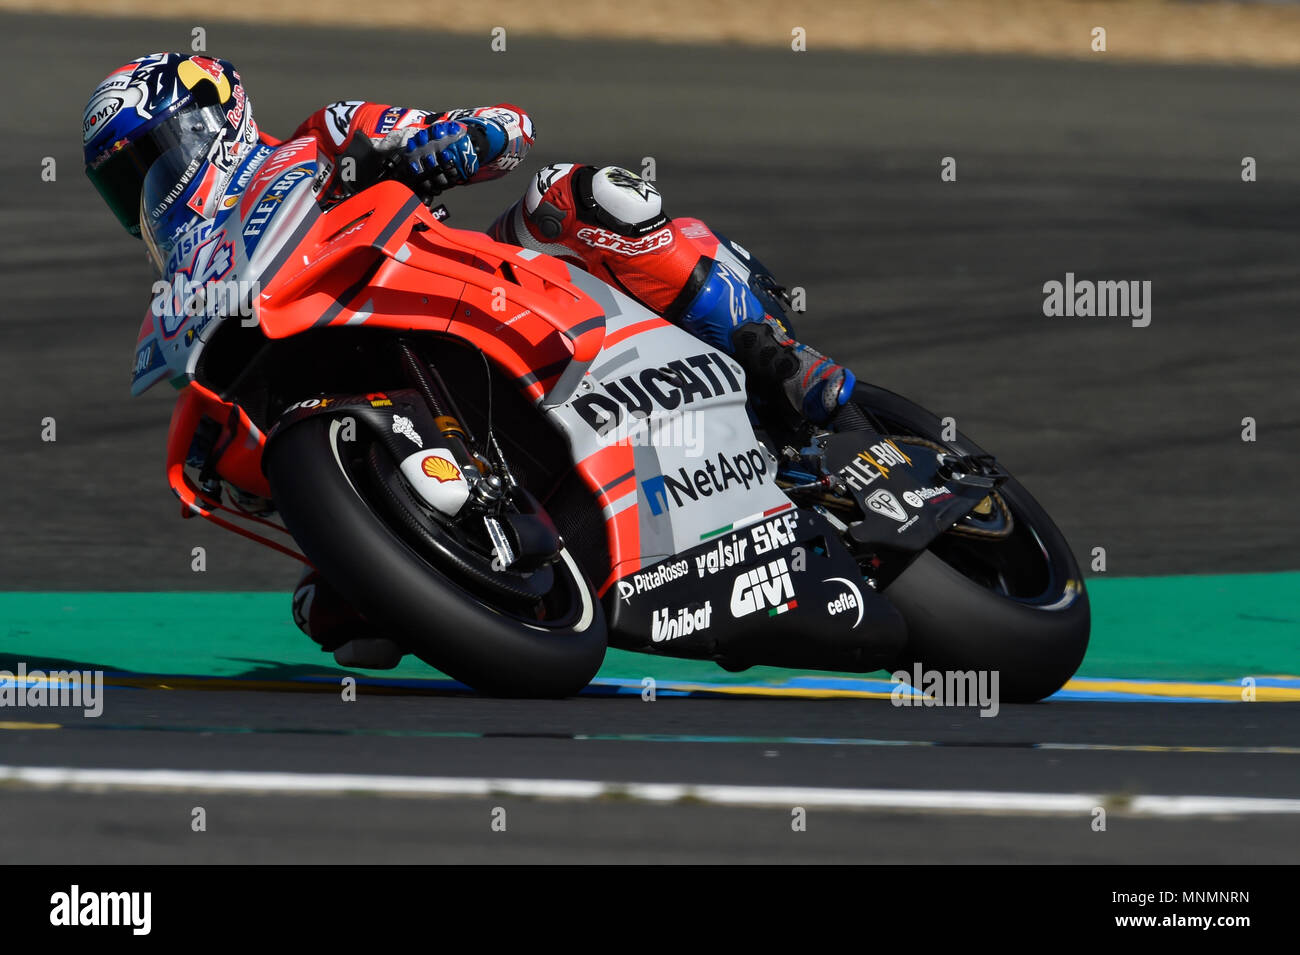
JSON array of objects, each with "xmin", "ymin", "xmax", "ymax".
[
  {"xmin": 84, "ymin": 52, "xmax": 855, "ymax": 425},
  {"xmin": 83, "ymin": 52, "xmax": 859, "ymax": 664}
]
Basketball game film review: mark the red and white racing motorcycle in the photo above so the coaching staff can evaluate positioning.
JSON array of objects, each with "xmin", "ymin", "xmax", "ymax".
[{"xmin": 133, "ymin": 135, "xmax": 1090, "ymax": 700}]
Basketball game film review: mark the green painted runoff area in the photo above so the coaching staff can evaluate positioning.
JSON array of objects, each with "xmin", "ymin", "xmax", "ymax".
[{"xmin": 1, "ymin": 572, "xmax": 1296, "ymax": 683}]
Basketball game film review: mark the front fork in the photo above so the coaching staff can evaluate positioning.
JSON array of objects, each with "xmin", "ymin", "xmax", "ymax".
[
  {"xmin": 393, "ymin": 340, "xmax": 560, "ymax": 572},
  {"xmin": 396, "ymin": 339, "xmax": 493, "ymax": 492}
]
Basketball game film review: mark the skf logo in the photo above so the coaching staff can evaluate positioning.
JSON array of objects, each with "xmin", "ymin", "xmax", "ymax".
[
  {"xmin": 421, "ymin": 456, "xmax": 461, "ymax": 483},
  {"xmin": 730, "ymin": 558, "xmax": 796, "ymax": 618}
]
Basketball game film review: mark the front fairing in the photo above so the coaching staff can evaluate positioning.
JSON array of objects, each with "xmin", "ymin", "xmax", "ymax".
[{"xmin": 131, "ymin": 139, "xmax": 324, "ymax": 395}]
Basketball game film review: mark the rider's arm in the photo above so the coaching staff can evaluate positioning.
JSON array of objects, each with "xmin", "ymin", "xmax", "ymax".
[{"xmin": 291, "ymin": 101, "xmax": 534, "ymax": 197}]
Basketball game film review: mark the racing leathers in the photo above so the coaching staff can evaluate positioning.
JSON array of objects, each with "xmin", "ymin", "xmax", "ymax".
[{"xmin": 286, "ymin": 100, "xmax": 855, "ymax": 424}]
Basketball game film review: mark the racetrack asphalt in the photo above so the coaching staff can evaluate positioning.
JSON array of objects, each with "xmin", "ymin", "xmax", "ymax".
[{"xmin": 0, "ymin": 12, "xmax": 1298, "ymax": 863}]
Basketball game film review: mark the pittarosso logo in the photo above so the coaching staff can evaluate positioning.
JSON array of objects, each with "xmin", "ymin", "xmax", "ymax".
[
  {"xmin": 652, "ymin": 600, "xmax": 713, "ymax": 642},
  {"xmin": 618, "ymin": 559, "xmax": 689, "ymax": 601},
  {"xmin": 902, "ymin": 484, "xmax": 953, "ymax": 508},
  {"xmin": 50, "ymin": 886, "xmax": 151, "ymax": 935}
]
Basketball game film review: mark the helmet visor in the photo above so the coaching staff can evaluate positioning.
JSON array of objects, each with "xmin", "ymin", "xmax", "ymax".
[{"xmin": 86, "ymin": 100, "xmax": 227, "ymax": 235}]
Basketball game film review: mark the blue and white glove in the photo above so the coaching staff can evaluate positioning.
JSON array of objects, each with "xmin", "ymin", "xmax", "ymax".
[{"xmin": 396, "ymin": 120, "xmax": 481, "ymax": 196}]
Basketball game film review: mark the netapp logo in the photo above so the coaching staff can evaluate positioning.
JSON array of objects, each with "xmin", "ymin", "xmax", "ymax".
[
  {"xmin": 573, "ymin": 353, "xmax": 741, "ymax": 434},
  {"xmin": 617, "ymin": 559, "xmax": 689, "ymax": 601},
  {"xmin": 652, "ymin": 601, "xmax": 713, "ymax": 642},
  {"xmin": 643, "ymin": 449, "xmax": 769, "ymax": 515}
]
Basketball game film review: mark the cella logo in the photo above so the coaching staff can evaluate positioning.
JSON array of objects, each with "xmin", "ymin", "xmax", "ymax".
[{"xmin": 822, "ymin": 577, "xmax": 864, "ymax": 629}]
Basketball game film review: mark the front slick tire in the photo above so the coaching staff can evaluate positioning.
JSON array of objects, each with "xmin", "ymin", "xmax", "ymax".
[{"xmin": 265, "ymin": 417, "xmax": 606, "ymax": 698}]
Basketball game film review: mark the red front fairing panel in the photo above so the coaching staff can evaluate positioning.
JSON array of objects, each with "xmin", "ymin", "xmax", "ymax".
[
  {"xmin": 254, "ymin": 181, "xmax": 606, "ymax": 402},
  {"xmin": 166, "ymin": 379, "xmax": 271, "ymax": 503},
  {"xmin": 160, "ymin": 169, "xmax": 635, "ymax": 571}
]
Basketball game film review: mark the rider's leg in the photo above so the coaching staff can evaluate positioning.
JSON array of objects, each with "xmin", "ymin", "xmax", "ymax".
[
  {"xmin": 488, "ymin": 163, "xmax": 854, "ymax": 423},
  {"xmin": 291, "ymin": 568, "xmax": 404, "ymax": 669}
]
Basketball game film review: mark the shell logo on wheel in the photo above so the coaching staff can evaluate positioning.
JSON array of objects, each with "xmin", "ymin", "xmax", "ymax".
[{"xmin": 421, "ymin": 455, "xmax": 461, "ymax": 483}]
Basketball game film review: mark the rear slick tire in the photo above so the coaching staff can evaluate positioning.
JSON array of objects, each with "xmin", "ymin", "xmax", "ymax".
[{"xmin": 852, "ymin": 383, "xmax": 1090, "ymax": 703}]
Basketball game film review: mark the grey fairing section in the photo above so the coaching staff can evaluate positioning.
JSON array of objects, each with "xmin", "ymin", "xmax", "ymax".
[{"xmin": 541, "ymin": 263, "xmax": 789, "ymax": 560}]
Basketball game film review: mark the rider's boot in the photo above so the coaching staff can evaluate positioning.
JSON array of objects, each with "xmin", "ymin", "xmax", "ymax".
[
  {"xmin": 292, "ymin": 569, "xmax": 404, "ymax": 669},
  {"xmin": 490, "ymin": 162, "xmax": 855, "ymax": 424},
  {"xmin": 676, "ymin": 261, "xmax": 856, "ymax": 424}
]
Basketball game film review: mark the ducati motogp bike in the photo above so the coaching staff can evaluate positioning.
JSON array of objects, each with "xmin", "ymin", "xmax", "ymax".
[{"xmin": 133, "ymin": 135, "xmax": 1090, "ymax": 700}]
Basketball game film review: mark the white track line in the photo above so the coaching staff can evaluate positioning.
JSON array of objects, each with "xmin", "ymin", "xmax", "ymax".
[{"xmin": 2, "ymin": 765, "xmax": 1299, "ymax": 816}]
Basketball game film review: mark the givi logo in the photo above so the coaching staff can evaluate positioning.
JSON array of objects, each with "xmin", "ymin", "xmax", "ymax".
[{"xmin": 730, "ymin": 558, "xmax": 796, "ymax": 618}]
